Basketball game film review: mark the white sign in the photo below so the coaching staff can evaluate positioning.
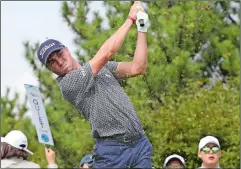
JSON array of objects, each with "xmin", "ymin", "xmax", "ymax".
[{"xmin": 24, "ymin": 84, "xmax": 54, "ymax": 146}]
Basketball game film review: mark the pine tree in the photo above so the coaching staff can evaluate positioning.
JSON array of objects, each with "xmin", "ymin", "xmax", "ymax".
[{"xmin": 2, "ymin": 1, "xmax": 239, "ymax": 168}]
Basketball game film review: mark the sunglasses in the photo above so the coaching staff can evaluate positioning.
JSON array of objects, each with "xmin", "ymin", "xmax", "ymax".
[{"xmin": 201, "ymin": 146, "xmax": 220, "ymax": 153}]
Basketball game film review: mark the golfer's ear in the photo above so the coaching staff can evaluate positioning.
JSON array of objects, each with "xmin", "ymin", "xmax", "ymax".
[{"xmin": 198, "ymin": 151, "xmax": 202, "ymax": 158}]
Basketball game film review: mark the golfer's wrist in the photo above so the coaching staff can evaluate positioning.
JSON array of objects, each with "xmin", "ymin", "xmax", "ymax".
[{"xmin": 128, "ymin": 16, "xmax": 136, "ymax": 24}]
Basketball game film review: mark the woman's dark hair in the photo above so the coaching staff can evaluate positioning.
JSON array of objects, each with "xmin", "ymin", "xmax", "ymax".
[{"xmin": 1, "ymin": 142, "xmax": 29, "ymax": 160}]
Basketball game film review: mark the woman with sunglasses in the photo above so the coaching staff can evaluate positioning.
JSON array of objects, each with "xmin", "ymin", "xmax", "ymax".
[{"xmin": 197, "ymin": 136, "xmax": 222, "ymax": 168}]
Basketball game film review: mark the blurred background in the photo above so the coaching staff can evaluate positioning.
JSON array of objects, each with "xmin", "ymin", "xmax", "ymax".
[{"xmin": 1, "ymin": 1, "xmax": 240, "ymax": 168}]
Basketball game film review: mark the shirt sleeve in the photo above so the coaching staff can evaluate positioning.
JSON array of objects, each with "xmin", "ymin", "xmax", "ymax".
[
  {"xmin": 105, "ymin": 61, "xmax": 118, "ymax": 74},
  {"xmin": 57, "ymin": 62, "xmax": 95, "ymax": 106}
]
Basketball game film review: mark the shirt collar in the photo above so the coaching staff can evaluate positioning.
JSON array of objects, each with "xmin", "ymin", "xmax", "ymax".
[{"xmin": 200, "ymin": 163, "xmax": 221, "ymax": 168}]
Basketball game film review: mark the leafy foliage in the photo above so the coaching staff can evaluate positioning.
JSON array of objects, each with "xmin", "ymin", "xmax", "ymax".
[{"xmin": 2, "ymin": 1, "xmax": 239, "ymax": 168}]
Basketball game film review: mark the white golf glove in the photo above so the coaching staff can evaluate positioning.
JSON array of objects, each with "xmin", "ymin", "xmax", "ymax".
[{"xmin": 136, "ymin": 11, "xmax": 149, "ymax": 32}]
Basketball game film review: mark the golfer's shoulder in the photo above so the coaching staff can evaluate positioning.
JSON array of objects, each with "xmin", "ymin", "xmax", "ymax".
[
  {"xmin": 56, "ymin": 74, "xmax": 70, "ymax": 87},
  {"xmin": 56, "ymin": 76, "xmax": 63, "ymax": 83},
  {"xmin": 56, "ymin": 73, "xmax": 73, "ymax": 86},
  {"xmin": 56, "ymin": 75, "xmax": 67, "ymax": 87}
]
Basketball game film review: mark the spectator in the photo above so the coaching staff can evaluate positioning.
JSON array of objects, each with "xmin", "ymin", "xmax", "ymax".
[
  {"xmin": 1, "ymin": 130, "xmax": 58, "ymax": 168},
  {"xmin": 79, "ymin": 154, "xmax": 93, "ymax": 168},
  {"xmin": 163, "ymin": 154, "xmax": 185, "ymax": 169},
  {"xmin": 198, "ymin": 136, "xmax": 222, "ymax": 168}
]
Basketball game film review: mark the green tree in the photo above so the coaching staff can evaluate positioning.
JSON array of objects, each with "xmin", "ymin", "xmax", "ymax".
[
  {"xmin": 141, "ymin": 78, "xmax": 240, "ymax": 168},
  {"xmin": 2, "ymin": 1, "xmax": 239, "ymax": 168}
]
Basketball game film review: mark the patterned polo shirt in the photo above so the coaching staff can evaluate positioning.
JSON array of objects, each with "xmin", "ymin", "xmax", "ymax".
[{"xmin": 57, "ymin": 61, "xmax": 144, "ymax": 139}]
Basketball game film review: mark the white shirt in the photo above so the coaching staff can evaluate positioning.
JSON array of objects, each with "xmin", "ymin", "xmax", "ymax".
[{"xmin": 1, "ymin": 157, "xmax": 58, "ymax": 168}]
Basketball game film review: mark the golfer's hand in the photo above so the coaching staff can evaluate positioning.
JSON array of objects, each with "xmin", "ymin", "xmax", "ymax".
[
  {"xmin": 136, "ymin": 11, "xmax": 149, "ymax": 32},
  {"xmin": 45, "ymin": 148, "xmax": 56, "ymax": 165},
  {"xmin": 128, "ymin": 1, "xmax": 144, "ymax": 20}
]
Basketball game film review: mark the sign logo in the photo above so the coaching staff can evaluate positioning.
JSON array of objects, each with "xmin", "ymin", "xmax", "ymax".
[
  {"xmin": 41, "ymin": 134, "xmax": 49, "ymax": 142},
  {"xmin": 81, "ymin": 69, "xmax": 86, "ymax": 76},
  {"xmin": 40, "ymin": 42, "xmax": 55, "ymax": 58}
]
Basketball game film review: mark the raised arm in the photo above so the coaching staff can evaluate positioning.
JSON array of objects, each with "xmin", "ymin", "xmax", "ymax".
[
  {"xmin": 114, "ymin": 10, "xmax": 149, "ymax": 79},
  {"xmin": 89, "ymin": 1, "xmax": 143, "ymax": 75}
]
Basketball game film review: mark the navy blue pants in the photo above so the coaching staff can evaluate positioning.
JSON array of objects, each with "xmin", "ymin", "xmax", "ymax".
[{"xmin": 93, "ymin": 135, "xmax": 153, "ymax": 168}]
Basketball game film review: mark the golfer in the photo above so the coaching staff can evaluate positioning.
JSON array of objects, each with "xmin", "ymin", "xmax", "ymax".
[{"xmin": 37, "ymin": 1, "xmax": 151, "ymax": 168}]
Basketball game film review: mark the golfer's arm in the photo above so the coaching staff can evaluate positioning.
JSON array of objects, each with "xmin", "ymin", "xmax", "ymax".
[
  {"xmin": 89, "ymin": 19, "xmax": 133, "ymax": 75},
  {"xmin": 114, "ymin": 32, "xmax": 147, "ymax": 79}
]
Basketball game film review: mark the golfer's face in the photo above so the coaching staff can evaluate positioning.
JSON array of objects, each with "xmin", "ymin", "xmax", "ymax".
[{"xmin": 47, "ymin": 48, "xmax": 72, "ymax": 75}]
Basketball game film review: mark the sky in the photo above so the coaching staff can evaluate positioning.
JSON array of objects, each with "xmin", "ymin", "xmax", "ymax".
[
  {"xmin": 2, "ymin": 1, "xmax": 239, "ymax": 102},
  {"xmin": 1, "ymin": 1, "xmax": 105, "ymax": 101}
]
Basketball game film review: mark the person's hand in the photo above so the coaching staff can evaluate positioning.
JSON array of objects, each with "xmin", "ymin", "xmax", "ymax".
[
  {"xmin": 136, "ymin": 11, "xmax": 149, "ymax": 32},
  {"xmin": 45, "ymin": 147, "xmax": 56, "ymax": 165},
  {"xmin": 128, "ymin": 1, "xmax": 144, "ymax": 20}
]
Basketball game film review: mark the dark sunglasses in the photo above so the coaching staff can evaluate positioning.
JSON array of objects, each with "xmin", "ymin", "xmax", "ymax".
[{"xmin": 201, "ymin": 146, "xmax": 220, "ymax": 153}]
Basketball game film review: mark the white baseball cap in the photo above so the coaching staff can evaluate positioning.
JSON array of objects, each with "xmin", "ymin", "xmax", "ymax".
[
  {"xmin": 1, "ymin": 130, "xmax": 33, "ymax": 155},
  {"xmin": 198, "ymin": 136, "xmax": 220, "ymax": 151},
  {"xmin": 163, "ymin": 154, "xmax": 185, "ymax": 167}
]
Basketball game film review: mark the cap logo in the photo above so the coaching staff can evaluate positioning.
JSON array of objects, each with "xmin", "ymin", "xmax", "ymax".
[{"xmin": 40, "ymin": 42, "xmax": 55, "ymax": 59}]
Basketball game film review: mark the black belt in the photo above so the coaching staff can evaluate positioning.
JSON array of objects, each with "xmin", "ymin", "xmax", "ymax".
[{"xmin": 98, "ymin": 130, "xmax": 145, "ymax": 144}]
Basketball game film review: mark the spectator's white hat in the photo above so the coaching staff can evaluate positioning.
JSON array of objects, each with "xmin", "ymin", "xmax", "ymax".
[
  {"xmin": 163, "ymin": 154, "xmax": 185, "ymax": 167},
  {"xmin": 1, "ymin": 130, "xmax": 33, "ymax": 155},
  {"xmin": 198, "ymin": 136, "xmax": 220, "ymax": 151}
]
